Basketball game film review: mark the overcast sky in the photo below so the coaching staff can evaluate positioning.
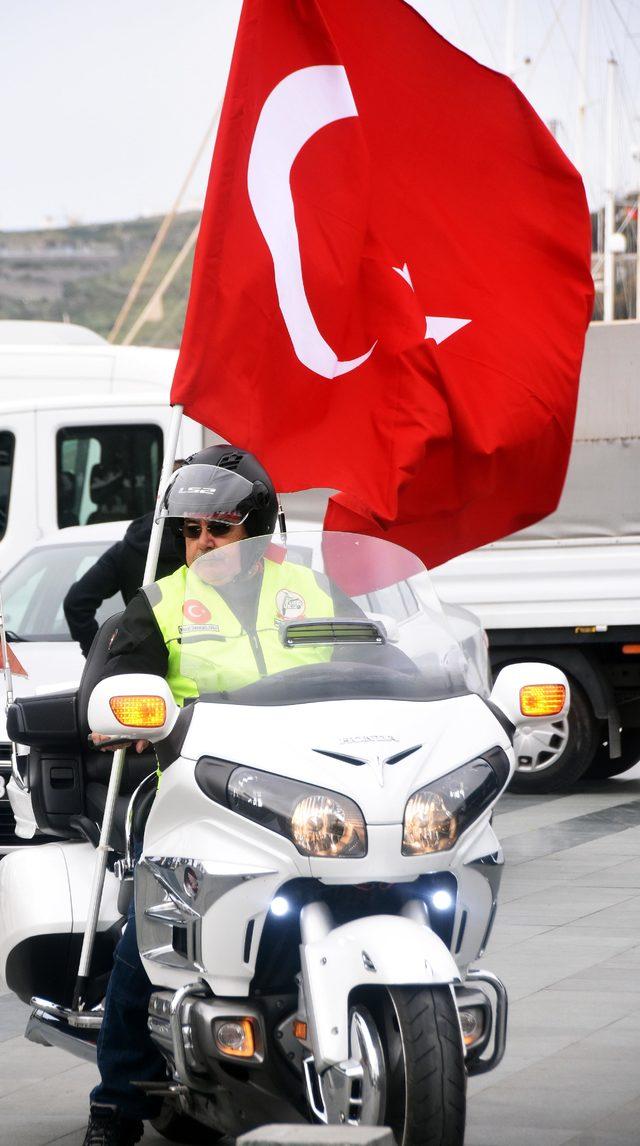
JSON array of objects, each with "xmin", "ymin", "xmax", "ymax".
[{"xmin": 3, "ymin": 0, "xmax": 640, "ymax": 231}]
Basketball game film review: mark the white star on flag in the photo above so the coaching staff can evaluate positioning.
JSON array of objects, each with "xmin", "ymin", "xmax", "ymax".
[{"xmin": 392, "ymin": 262, "xmax": 471, "ymax": 345}]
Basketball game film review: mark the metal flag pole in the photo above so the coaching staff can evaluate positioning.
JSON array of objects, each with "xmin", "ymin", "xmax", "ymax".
[{"xmin": 72, "ymin": 404, "xmax": 185, "ymax": 1012}]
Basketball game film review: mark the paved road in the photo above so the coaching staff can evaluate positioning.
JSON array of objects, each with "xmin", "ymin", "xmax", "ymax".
[{"xmin": 3, "ymin": 765, "xmax": 640, "ymax": 1145}]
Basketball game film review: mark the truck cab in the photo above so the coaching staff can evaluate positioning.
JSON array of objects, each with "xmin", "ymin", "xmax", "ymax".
[
  {"xmin": 432, "ymin": 320, "xmax": 640, "ymax": 792},
  {"xmin": 0, "ymin": 321, "xmax": 206, "ymax": 573}
]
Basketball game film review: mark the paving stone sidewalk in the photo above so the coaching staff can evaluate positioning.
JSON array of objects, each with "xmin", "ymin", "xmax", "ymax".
[{"xmin": 2, "ymin": 766, "xmax": 640, "ymax": 1144}]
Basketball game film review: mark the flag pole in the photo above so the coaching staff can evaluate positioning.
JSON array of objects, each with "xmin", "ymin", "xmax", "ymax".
[
  {"xmin": 143, "ymin": 403, "xmax": 185, "ymax": 583},
  {"xmin": 72, "ymin": 403, "xmax": 184, "ymax": 1012}
]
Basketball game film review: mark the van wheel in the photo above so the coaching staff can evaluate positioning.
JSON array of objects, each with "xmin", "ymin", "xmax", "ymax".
[
  {"xmin": 508, "ymin": 676, "xmax": 600, "ymax": 794},
  {"xmin": 586, "ymin": 729, "xmax": 640, "ymax": 780}
]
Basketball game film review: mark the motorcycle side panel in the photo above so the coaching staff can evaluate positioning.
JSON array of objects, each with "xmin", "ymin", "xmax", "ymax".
[
  {"xmin": 300, "ymin": 914, "xmax": 461, "ymax": 1067},
  {"xmin": 0, "ymin": 840, "xmax": 119, "ymax": 992}
]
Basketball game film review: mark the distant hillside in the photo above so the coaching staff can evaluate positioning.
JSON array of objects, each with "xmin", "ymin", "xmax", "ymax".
[
  {"xmin": 0, "ymin": 212, "xmax": 200, "ymax": 348},
  {"xmin": 3, "ymin": 203, "xmax": 637, "ymax": 338}
]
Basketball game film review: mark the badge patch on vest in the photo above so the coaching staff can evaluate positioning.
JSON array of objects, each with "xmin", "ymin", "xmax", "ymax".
[
  {"xmin": 276, "ymin": 589, "xmax": 306, "ymax": 620},
  {"xmin": 183, "ymin": 599, "xmax": 212, "ymax": 624}
]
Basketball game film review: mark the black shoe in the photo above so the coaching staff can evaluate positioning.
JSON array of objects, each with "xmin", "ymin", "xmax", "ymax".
[{"xmin": 82, "ymin": 1104, "xmax": 144, "ymax": 1146}]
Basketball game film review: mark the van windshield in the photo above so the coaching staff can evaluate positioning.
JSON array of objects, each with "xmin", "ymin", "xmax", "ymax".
[{"xmin": 1, "ymin": 540, "xmax": 124, "ymax": 641}]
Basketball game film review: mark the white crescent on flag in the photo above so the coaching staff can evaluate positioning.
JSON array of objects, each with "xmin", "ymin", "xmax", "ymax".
[
  {"xmin": 247, "ymin": 64, "xmax": 376, "ymax": 380},
  {"xmin": 248, "ymin": 65, "xmax": 471, "ymax": 380}
]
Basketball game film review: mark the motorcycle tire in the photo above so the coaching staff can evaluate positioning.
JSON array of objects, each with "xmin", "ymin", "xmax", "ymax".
[
  {"xmin": 367, "ymin": 985, "xmax": 466, "ymax": 1146},
  {"xmin": 586, "ymin": 729, "xmax": 640, "ymax": 780},
  {"xmin": 150, "ymin": 1100, "xmax": 222, "ymax": 1144},
  {"xmin": 508, "ymin": 675, "xmax": 600, "ymax": 794}
]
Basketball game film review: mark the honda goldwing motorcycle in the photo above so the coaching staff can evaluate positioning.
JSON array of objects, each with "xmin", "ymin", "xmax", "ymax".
[{"xmin": 0, "ymin": 531, "xmax": 569, "ymax": 1146}]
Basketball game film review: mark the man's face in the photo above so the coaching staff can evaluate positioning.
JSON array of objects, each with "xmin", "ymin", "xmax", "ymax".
[{"xmin": 183, "ymin": 518, "xmax": 248, "ymax": 567}]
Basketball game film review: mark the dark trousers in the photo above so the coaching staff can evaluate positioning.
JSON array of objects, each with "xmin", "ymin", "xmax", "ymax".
[{"xmin": 90, "ymin": 890, "xmax": 166, "ymax": 1119}]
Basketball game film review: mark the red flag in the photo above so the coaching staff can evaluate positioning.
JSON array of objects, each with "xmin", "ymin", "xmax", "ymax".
[
  {"xmin": 172, "ymin": 0, "xmax": 593, "ymax": 567},
  {"xmin": 0, "ymin": 643, "xmax": 28, "ymax": 677}
]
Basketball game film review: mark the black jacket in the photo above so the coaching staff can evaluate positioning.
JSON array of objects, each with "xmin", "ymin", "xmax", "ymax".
[{"xmin": 63, "ymin": 514, "xmax": 183, "ymax": 656}]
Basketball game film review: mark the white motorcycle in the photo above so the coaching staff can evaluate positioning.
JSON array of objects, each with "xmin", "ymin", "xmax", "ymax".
[{"xmin": 0, "ymin": 532, "xmax": 568, "ymax": 1146}]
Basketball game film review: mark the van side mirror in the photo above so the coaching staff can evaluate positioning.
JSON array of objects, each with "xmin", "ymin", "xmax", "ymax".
[
  {"xmin": 490, "ymin": 663, "xmax": 570, "ymax": 728},
  {"xmin": 88, "ymin": 674, "xmax": 179, "ymax": 743}
]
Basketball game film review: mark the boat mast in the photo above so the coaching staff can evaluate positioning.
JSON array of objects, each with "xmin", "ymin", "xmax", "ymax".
[
  {"xmin": 505, "ymin": 0, "xmax": 517, "ymax": 77},
  {"xmin": 575, "ymin": 0, "xmax": 589, "ymax": 174},
  {"xmin": 604, "ymin": 56, "xmax": 618, "ymax": 322}
]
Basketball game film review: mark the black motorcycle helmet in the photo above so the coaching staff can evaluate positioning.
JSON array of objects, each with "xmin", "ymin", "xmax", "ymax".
[{"xmin": 162, "ymin": 445, "xmax": 279, "ymax": 539}]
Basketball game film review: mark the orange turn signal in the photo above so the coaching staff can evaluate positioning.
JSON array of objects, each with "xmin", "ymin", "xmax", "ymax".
[
  {"xmin": 214, "ymin": 1018, "xmax": 255, "ymax": 1058},
  {"xmin": 109, "ymin": 695, "xmax": 166, "ymax": 728},
  {"xmin": 293, "ymin": 1020, "xmax": 308, "ymax": 1041},
  {"xmin": 519, "ymin": 684, "xmax": 566, "ymax": 718}
]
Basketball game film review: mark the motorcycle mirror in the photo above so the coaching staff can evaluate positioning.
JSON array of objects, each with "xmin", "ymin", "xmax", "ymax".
[
  {"xmin": 490, "ymin": 662, "xmax": 570, "ymax": 728},
  {"xmin": 87, "ymin": 674, "xmax": 180, "ymax": 743}
]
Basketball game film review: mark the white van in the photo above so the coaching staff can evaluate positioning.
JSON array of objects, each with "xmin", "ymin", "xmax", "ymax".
[{"xmin": 0, "ymin": 322, "xmax": 208, "ymax": 572}]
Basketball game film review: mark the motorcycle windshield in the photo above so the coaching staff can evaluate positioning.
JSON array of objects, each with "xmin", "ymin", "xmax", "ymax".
[{"xmin": 178, "ymin": 532, "xmax": 487, "ymax": 705}]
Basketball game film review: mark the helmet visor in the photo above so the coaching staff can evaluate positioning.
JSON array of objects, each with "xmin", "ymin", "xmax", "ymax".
[{"xmin": 160, "ymin": 464, "xmax": 255, "ymax": 523}]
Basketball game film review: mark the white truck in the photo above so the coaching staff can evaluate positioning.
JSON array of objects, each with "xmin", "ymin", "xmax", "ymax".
[
  {"xmin": 0, "ymin": 321, "xmax": 207, "ymax": 574},
  {"xmin": 3, "ymin": 319, "xmax": 637, "ymax": 795},
  {"xmin": 432, "ymin": 320, "xmax": 640, "ymax": 792}
]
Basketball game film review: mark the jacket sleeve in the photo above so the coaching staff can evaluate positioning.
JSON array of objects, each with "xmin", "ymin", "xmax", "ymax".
[
  {"xmin": 103, "ymin": 591, "xmax": 169, "ymax": 680},
  {"xmin": 63, "ymin": 542, "xmax": 126, "ymax": 657}
]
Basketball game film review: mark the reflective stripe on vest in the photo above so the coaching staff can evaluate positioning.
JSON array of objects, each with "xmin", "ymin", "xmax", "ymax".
[{"xmin": 145, "ymin": 558, "xmax": 335, "ymax": 705}]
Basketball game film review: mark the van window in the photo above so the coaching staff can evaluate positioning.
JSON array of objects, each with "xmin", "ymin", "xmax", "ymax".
[
  {"xmin": 0, "ymin": 432, "xmax": 15, "ymax": 540},
  {"xmin": 57, "ymin": 425, "xmax": 163, "ymax": 528}
]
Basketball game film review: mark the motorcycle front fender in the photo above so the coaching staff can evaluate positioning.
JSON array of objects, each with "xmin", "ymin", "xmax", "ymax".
[{"xmin": 300, "ymin": 912, "xmax": 460, "ymax": 1069}]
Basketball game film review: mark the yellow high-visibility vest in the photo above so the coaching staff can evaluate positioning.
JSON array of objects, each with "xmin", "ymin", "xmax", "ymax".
[{"xmin": 145, "ymin": 557, "xmax": 335, "ymax": 705}]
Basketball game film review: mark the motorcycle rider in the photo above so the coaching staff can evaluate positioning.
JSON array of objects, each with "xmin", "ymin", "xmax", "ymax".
[{"xmin": 82, "ymin": 445, "xmax": 344, "ymax": 1146}]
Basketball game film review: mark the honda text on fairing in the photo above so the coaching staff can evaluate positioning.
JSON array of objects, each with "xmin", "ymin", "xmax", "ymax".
[{"xmin": 0, "ymin": 533, "xmax": 569, "ymax": 1146}]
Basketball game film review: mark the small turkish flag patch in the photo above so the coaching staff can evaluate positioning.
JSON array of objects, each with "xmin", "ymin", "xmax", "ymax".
[{"xmin": 183, "ymin": 599, "xmax": 212, "ymax": 624}]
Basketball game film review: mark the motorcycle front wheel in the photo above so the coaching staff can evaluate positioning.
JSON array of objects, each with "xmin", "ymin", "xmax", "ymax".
[{"xmin": 335, "ymin": 985, "xmax": 466, "ymax": 1146}]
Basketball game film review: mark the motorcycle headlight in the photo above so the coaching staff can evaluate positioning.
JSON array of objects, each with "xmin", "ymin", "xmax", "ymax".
[
  {"xmin": 195, "ymin": 758, "xmax": 367, "ymax": 858},
  {"xmin": 402, "ymin": 747, "xmax": 509, "ymax": 856}
]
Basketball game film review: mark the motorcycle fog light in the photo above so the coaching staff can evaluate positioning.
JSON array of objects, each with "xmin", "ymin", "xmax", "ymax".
[
  {"xmin": 291, "ymin": 794, "xmax": 364, "ymax": 857},
  {"xmin": 214, "ymin": 1018, "xmax": 255, "ymax": 1058},
  {"xmin": 459, "ymin": 1006, "xmax": 486, "ymax": 1047},
  {"xmin": 402, "ymin": 791, "xmax": 457, "ymax": 855},
  {"xmin": 270, "ymin": 895, "xmax": 290, "ymax": 917},
  {"xmin": 431, "ymin": 889, "xmax": 453, "ymax": 911}
]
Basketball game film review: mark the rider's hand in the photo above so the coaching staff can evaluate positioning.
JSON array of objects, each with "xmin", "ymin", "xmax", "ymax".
[{"xmin": 90, "ymin": 732, "xmax": 150, "ymax": 754}]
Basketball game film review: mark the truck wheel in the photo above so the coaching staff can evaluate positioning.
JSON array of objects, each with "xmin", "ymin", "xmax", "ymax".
[
  {"xmin": 586, "ymin": 729, "xmax": 640, "ymax": 780},
  {"xmin": 508, "ymin": 676, "xmax": 600, "ymax": 794}
]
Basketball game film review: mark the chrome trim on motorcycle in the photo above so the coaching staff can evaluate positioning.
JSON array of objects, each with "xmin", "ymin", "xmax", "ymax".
[
  {"xmin": 124, "ymin": 772, "xmax": 157, "ymax": 870},
  {"xmin": 464, "ymin": 967, "xmax": 508, "ymax": 1074},
  {"xmin": 31, "ymin": 996, "xmax": 103, "ymax": 1030},
  {"xmin": 25, "ymin": 1011, "xmax": 98, "ymax": 1062},
  {"xmin": 136, "ymin": 856, "xmax": 267, "ymax": 972},
  {"xmin": 169, "ymin": 982, "xmax": 214, "ymax": 1092},
  {"xmin": 302, "ymin": 1056, "xmax": 328, "ymax": 1123}
]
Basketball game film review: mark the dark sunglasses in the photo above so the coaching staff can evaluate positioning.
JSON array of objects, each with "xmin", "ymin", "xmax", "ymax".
[{"xmin": 182, "ymin": 519, "xmax": 239, "ymax": 540}]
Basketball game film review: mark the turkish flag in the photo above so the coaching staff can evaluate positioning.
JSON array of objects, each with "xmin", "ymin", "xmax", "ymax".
[{"xmin": 171, "ymin": 0, "xmax": 593, "ymax": 568}]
